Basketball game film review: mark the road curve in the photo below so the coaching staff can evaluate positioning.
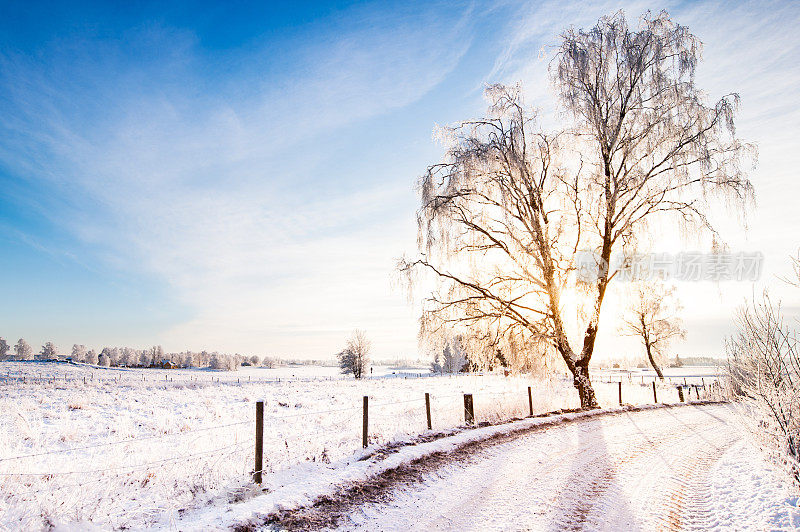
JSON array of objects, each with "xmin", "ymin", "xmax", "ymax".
[{"xmin": 334, "ymin": 404, "xmax": 795, "ymax": 531}]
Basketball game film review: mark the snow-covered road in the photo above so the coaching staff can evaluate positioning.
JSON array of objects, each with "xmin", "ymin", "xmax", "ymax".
[{"xmin": 337, "ymin": 404, "xmax": 798, "ymax": 531}]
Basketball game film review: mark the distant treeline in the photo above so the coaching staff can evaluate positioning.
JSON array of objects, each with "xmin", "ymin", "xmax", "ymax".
[
  {"xmin": 0, "ymin": 337, "xmax": 278, "ymax": 371},
  {"xmin": 598, "ymin": 354, "xmax": 724, "ymax": 369},
  {"xmin": 669, "ymin": 356, "xmax": 724, "ymax": 367}
]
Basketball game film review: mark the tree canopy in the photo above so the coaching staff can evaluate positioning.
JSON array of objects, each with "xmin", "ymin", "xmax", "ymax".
[{"xmin": 403, "ymin": 11, "xmax": 753, "ymax": 408}]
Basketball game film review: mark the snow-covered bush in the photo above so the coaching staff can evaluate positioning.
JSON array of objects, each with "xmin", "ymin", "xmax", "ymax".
[
  {"xmin": 180, "ymin": 351, "xmax": 194, "ymax": 368},
  {"xmin": 430, "ymin": 352, "xmax": 443, "ymax": 374},
  {"xmin": 13, "ymin": 338, "xmax": 33, "ymax": 360},
  {"xmin": 726, "ymin": 291, "xmax": 800, "ymax": 483},
  {"xmin": 71, "ymin": 344, "xmax": 87, "ymax": 361},
  {"xmin": 120, "ymin": 347, "xmax": 137, "ymax": 366},
  {"xmin": 442, "ymin": 343, "xmax": 467, "ymax": 373},
  {"xmin": 208, "ymin": 352, "xmax": 222, "ymax": 369},
  {"xmin": 208, "ymin": 352, "xmax": 238, "ymax": 371},
  {"xmin": 99, "ymin": 347, "xmax": 114, "ymax": 366},
  {"xmin": 40, "ymin": 342, "xmax": 58, "ymax": 360}
]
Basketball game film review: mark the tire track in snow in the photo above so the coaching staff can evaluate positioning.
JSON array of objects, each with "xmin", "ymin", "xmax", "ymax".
[
  {"xmin": 577, "ymin": 405, "xmax": 741, "ymax": 531},
  {"xmin": 547, "ymin": 409, "xmax": 722, "ymax": 530},
  {"xmin": 654, "ymin": 409, "xmax": 740, "ymax": 531}
]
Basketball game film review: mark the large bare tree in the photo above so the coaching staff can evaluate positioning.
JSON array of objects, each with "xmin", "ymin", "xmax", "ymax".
[
  {"xmin": 402, "ymin": 11, "xmax": 753, "ymax": 408},
  {"xmin": 621, "ymin": 281, "xmax": 685, "ymax": 380}
]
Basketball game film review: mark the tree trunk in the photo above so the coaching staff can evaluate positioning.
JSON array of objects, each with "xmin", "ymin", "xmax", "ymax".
[
  {"xmin": 552, "ymin": 315, "xmax": 601, "ymax": 409},
  {"xmin": 645, "ymin": 343, "xmax": 664, "ymax": 380},
  {"xmin": 573, "ymin": 363, "xmax": 599, "ymax": 409}
]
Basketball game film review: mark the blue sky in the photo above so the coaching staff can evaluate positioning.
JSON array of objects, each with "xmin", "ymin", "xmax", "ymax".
[{"xmin": 1, "ymin": 0, "xmax": 799, "ymax": 360}]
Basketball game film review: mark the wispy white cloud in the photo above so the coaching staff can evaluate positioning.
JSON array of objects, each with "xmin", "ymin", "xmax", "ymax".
[
  {"xmin": 4, "ymin": 0, "xmax": 798, "ymax": 359},
  {"xmin": 0, "ymin": 2, "xmax": 472, "ymax": 356}
]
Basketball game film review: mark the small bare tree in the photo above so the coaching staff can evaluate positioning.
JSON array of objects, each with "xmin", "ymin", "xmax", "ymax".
[
  {"xmin": 402, "ymin": 11, "xmax": 752, "ymax": 408},
  {"xmin": 621, "ymin": 282, "xmax": 685, "ymax": 380},
  {"xmin": 337, "ymin": 329, "xmax": 371, "ymax": 379}
]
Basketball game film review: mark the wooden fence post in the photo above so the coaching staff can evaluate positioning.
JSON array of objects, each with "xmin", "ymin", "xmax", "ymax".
[
  {"xmin": 254, "ymin": 401, "xmax": 264, "ymax": 484},
  {"xmin": 618, "ymin": 381, "xmax": 623, "ymax": 406},
  {"xmin": 652, "ymin": 381, "xmax": 658, "ymax": 403},
  {"xmin": 464, "ymin": 394, "xmax": 474, "ymax": 425},
  {"xmin": 425, "ymin": 393, "xmax": 432, "ymax": 430},
  {"xmin": 527, "ymin": 386, "xmax": 533, "ymax": 417},
  {"xmin": 362, "ymin": 396, "xmax": 369, "ymax": 448},
  {"xmin": 678, "ymin": 386, "xmax": 685, "ymax": 402}
]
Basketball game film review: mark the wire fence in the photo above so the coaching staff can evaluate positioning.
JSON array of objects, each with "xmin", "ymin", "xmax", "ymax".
[
  {"xmin": 0, "ymin": 376, "xmax": 722, "ymax": 468},
  {"xmin": 0, "ymin": 364, "xmax": 720, "ymax": 389}
]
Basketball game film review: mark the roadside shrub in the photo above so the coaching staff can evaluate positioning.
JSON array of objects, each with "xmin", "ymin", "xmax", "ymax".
[{"xmin": 726, "ymin": 291, "xmax": 800, "ymax": 484}]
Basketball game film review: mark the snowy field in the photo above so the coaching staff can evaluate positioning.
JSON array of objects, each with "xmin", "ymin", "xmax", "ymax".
[{"xmin": 0, "ymin": 361, "xmax": 721, "ymax": 530}]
